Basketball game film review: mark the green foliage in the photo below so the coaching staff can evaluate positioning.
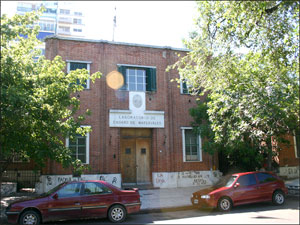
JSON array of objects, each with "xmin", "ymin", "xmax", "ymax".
[
  {"xmin": 171, "ymin": 1, "xmax": 299, "ymax": 170},
  {"xmin": 71, "ymin": 159, "xmax": 90, "ymax": 177},
  {"xmin": 0, "ymin": 11, "xmax": 102, "ymax": 172},
  {"xmin": 190, "ymin": 99, "xmax": 264, "ymax": 173}
]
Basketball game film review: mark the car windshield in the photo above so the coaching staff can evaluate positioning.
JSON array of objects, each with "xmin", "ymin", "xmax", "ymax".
[
  {"xmin": 40, "ymin": 182, "xmax": 66, "ymax": 197},
  {"xmin": 212, "ymin": 174, "xmax": 237, "ymax": 188},
  {"xmin": 225, "ymin": 175, "xmax": 238, "ymax": 187}
]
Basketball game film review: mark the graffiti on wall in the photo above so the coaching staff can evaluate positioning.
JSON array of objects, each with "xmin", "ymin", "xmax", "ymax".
[
  {"xmin": 280, "ymin": 166, "xmax": 299, "ymax": 178},
  {"xmin": 1, "ymin": 182, "xmax": 17, "ymax": 196},
  {"xmin": 152, "ymin": 171, "xmax": 221, "ymax": 188},
  {"xmin": 178, "ymin": 171, "xmax": 210, "ymax": 186},
  {"xmin": 36, "ymin": 174, "xmax": 121, "ymax": 194}
]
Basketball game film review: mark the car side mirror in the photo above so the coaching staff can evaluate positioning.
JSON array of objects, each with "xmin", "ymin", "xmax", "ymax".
[
  {"xmin": 234, "ymin": 183, "xmax": 240, "ymax": 188},
  {"xmin": 53, "ymin": 193, "xmax": 58, "ymax": 200}
]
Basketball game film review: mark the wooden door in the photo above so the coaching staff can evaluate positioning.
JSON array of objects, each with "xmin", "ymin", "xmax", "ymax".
[
  {"xmin": 120, "ymin": 128, "xmax": 152, "ymax": 184},
  {"xmin": 136, "ymin": 138, "xmax": 151, "ymax": 184},
  {"xmin": 120, "ymin": 139, "xmax": 136, "ymax": 184}
]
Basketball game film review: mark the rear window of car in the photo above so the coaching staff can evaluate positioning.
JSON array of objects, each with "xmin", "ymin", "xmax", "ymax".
[
  {"xmin": 256, "ymin": 172, "xmax": 277, "ymax": 184},
  {"xmin": 236, "ymin": 174, "xmax": 257, "ymax": 186}
]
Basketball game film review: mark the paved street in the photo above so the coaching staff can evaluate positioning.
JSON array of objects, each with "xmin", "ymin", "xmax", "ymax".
[{"xmin": 2, "ymin": 195, "xmax": 298, "ymax": 224}]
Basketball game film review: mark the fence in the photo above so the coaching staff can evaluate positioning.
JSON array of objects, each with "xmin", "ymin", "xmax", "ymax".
[{"xmin": 2, "ymin": 170, "xmax": 41, "ymax": 190}]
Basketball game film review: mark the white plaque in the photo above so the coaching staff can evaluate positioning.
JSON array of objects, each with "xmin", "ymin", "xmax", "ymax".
[{"xmin": 109, "ymin": 110, "xmax": 164, "ymax": 128}]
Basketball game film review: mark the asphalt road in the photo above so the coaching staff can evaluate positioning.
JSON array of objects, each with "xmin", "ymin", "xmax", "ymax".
[{"xmin": 2, "ymin": 195, "xmax": 299, "ymax": 224}]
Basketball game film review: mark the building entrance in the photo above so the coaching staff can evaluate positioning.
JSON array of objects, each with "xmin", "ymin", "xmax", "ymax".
[{"xmin": 120, "ymin": 128, "xmax": 151, "ymax": 185}]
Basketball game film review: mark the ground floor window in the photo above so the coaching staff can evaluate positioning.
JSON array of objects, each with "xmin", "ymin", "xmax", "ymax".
[
  {"xmin": 66, "ymin": 127, "xmax": 90, "ymax": 164},
  {"xmin": 181, "ymin": 127, "xmax": 202, "ymax": 162}
]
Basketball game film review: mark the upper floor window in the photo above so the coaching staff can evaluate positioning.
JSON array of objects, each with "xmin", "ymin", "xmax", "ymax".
[
  {"xmin": 60, "ymin": 9, "xmax": 70, "ymax": 15},
  {"xmin": 67, "ymin": 61, "xmax": 91, "ymax": 89},
  {"xmin": 181, "ymin": 127, "xmax": 202, "ymax": 162},
  {"xmin": 74, "ymin": 12, "xmax": 82, "ymax": 16},
  {"xmin": 180, "ymin": 79, "xmax": 191, "ymax": 94},
  {"xmin": 117, "ymin": 64, "xmax": 156, "ymax": 92},
  {"xmin": 73, "ymin": 28, "xmax": 82, "ymax": 33},
  {"xmin": 73, "ymin": 18, "xmax": 82, "ymax": 24}
]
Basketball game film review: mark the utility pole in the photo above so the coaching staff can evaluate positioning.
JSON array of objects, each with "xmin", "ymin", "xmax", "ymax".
[{"xmin": 112, "ymin": 6, "xmax": 116, "ymax": 42}]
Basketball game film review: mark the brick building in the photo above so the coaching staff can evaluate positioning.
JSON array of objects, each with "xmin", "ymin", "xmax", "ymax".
[
  {"xmin": 31, "ymin": 36, "xmax": 221, "ymax": 193},
  {"xmin": 4, "ymin": 36, "xmax": 298, "ymax": 193}
]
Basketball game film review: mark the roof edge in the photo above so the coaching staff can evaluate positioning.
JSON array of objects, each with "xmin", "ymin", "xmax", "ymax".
[{"xmin": 45, "ymin": 35, "xmax": 191, "ymax": 52}]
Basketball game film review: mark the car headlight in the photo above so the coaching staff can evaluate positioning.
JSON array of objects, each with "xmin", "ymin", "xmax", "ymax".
[{"xmin": 201, "ymin": 195, "xmax": 210, "ymax": 199}]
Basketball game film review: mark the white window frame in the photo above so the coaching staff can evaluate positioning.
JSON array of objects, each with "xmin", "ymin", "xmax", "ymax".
[
  {"xmin": 180, "ymin": 79, "xmax": 191, "ymax": 94},
  {"xmin": 294, "ymin": 135, "xmax": 299, "ymax": 158},
  {"xmin": 126, "ymin": 68, "xmax": 146, "ymax": 92},
  {"xmin": 67, "ymin": 60, "xmax": 92, "ymax": 89},
  {"xmin": 181, "ymin": 127, "xmax": 202, "ymax": 162},
  {"xmin": 66, "ymin": 125, "xmax": 90, "ymax": 164}
]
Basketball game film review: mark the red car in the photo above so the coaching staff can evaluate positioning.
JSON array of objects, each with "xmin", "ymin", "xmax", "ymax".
[
  {"xmin": 191, "ymin": 171, "xmax": 288, "ymax": 212},
  {"xmin": 5, "ymin": 180, "xmax": 141, "ymax": 225}
]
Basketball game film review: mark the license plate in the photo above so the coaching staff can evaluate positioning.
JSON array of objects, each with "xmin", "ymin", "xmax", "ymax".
[{"xmin": 194, "ymin": 199, "xmax": 199, "ymax": 204}]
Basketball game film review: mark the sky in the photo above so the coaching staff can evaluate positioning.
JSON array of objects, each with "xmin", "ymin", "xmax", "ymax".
[{"xmin": 1, "ymin": 1, "xmax": 198, "ymax": 49}]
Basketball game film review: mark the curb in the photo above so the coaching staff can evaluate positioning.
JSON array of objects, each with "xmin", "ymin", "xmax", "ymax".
[{"xmin": 138, "ymin": 205, "xmax": 194, "ymax": 214}]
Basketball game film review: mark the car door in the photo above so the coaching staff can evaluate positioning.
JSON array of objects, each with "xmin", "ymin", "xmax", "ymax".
[
  {"xmin": 232, "ymin": 174, "xmax": 259, "ymax": 205},
  {"xmin": 255, "ymin": 172, "xmax": 278, "ymax": 201},
  {"xmin": 80, "ymin": 182, "xmax": 115, "ymax": 219},
  {"xmin": 47, "ymin": 182, "xmax": 83, "ymax": 221}
]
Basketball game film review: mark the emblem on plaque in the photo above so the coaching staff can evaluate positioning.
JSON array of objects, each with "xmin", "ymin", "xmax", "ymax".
[{"xmin": 133, "ymin": 94, "xmax": 143, "ymax": 108}]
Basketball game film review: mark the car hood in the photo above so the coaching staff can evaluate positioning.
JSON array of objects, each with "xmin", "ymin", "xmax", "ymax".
[{"xmin": 11, "ymin": 195, "xmax": 47, "ymax": 206}]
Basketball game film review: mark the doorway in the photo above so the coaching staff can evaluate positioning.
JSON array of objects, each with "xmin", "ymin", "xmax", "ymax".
[{"xmin": 120, "ymin": 128, "xmax": 151, "ymax": 185}]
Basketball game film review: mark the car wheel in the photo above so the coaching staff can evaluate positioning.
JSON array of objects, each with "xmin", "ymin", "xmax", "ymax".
[
  {"xmin": 217, "ymin": 197, "xmax": 232, "ymax": 212},
  {"xmin": 273, "ymin": 190, "xmax": 285, "ymax": 205},
  {"xmin": 108, "ymin": 204, "xmax": 127, "ymax": 223},
  {"xmin": 19, "ymin": 210, "xmax": 40, "ymax": 225}
]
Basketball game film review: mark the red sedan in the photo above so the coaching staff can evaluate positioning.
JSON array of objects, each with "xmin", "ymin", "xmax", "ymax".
[
  {"xmin": 191, "ymin": 171, "xmax": 288, "ymax": 212},
  {"xmin": 5, "ymin": 180, "xmax": 141, "ymax": 224}
]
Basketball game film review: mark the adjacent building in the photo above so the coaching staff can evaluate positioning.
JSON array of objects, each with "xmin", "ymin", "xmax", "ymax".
[{"xmin": 16, "ymin": 1, "xmax": 85, "ymax": 55}]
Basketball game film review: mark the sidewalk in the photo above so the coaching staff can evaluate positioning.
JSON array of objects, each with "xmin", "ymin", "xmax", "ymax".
[
  {"xmin": 139, "ymin": 186, "xmax": 209, "ymax": 213},
  {"xmin": 0, "ymin": 185, "xmax": 207, "ymax": 223}
]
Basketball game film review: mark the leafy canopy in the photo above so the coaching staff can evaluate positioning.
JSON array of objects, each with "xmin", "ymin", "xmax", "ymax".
[
  {"xmin": 0, "ymin": 10, "xmax": 102, "ymax": 172},
  {"xmin": 170, "ymin": 1, "xmax": 299, "ymax": 169}
]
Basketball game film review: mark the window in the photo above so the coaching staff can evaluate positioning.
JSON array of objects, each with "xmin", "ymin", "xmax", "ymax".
[
  {"xmin": 59, "ymin": 26, "xmax": 70, "ymax": 32},
  {"xmin": 13, "ymin": 154, "xmax": 30, "ymax": 163},
  {"xmin": 60, "ymin": 9, "xmax": 70, "ymax": 15},
  {"xmin": 66, "ymin": 126, "xmax": 90, "ymax": 164},
  {"xmin": 73, "ymin": 18, "xmax": 82, "ymax": 24},
  {"xmin": 67, "ymin": 61, "xmax": 91, "ymax": 89},
  {"xmin": 180, "ymin": 79, "xmax": 190, "ymax": 94},
  {"xmin": 74, "ymin": 12, "xmax": 82, "ymax": 16},
  {"xmin": 73, "ymin": 28, "xmax": 82, "ymax": 33},
  {"xmin": 294, "ymin": 129, "xmax": 300, "ymax": 158},
  {"xmin": 256, "ymin": 172, "xmax": 277, "ymax": 184},
  {"xmin": 117, "ymin": 64, "xmax": 156, "ymax": 92},
  {"xmin": 84, "ymin": 182, "xmax": 112, "ymax": 195},
  {"xmin": 38, "ymin": 22, "xmax": 55, "ymax": 32},
  {"xmin": 182, "ymin": 127, "xmax": 202, "ymax": 162},
  {"xmin": 236, "ymin": 174, "xmax": 257, "ymax": 186},
  {"xmin": 57, "ymin": 183, "xmax": 82, "ymax": 198}
]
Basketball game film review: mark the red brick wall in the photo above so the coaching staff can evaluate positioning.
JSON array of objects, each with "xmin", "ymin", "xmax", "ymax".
[
  {"xmin": 44, "ymin": 37, "xmax": 217, "ymax": 175},
  {"xmin": 278, "ymin": 135, "xmax": 299, "ymax": 167}
]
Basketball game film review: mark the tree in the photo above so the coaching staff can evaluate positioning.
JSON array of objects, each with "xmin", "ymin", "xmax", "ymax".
[
  {"xmin": 170, "ymin": 1, "xmax": 299, "ymax": 171},
  {"xmin": 0, "ymin": 11, "xmax": 102, "ymax": 176}
]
